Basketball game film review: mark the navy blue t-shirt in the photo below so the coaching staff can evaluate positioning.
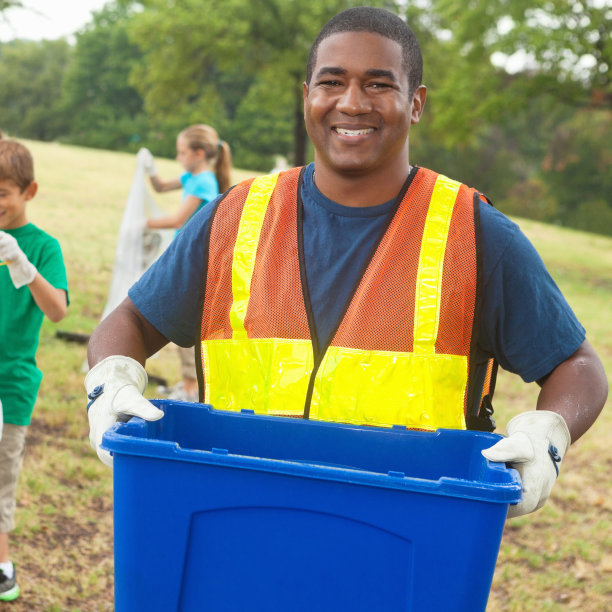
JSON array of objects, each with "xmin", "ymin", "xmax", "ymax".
[{"xmin": 129, "ymin": 164, "xmax": 584, "ymax": 383}]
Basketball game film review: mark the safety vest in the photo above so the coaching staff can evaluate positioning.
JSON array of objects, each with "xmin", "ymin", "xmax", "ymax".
[{"xmin": 198, "ymin": 166, "xmax": 494, "ymax": 431}]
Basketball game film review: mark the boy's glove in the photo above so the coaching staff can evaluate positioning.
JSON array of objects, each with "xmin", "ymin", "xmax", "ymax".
[
  {"xmin": 482, "ymin": 410, "xmax": 571, "ymax": 518},
  {"xmin": 0, "ymin": 231, "xmax": 37, "ymax": 288},
  {"xmin": 137, "ymin": 147, "xmax": 157, "ymax": 176},
  {"xmin": 85, "ymin": 355, "xmax": 164, "ymax": 468}
]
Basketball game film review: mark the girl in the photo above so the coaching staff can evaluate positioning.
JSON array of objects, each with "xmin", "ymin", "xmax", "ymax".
[{"xmin": 143, "ymin": 124, "xmax": 231, "ymax": 230}]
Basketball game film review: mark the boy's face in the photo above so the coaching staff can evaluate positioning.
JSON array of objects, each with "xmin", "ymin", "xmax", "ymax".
[{"xmin": 0, "ymin": 179, "xmax": 37, "ymax": 230}]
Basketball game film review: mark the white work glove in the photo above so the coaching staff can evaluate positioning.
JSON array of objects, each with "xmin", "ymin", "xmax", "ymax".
[
  {"xmin": 0, "ymin": 231, "xmax": 37, "ymax": 288},
  {"xmin": 85, "ymin": 355, "xmax": 164, "ymax": 467},
  {"xmin": 482, "ymin": 410, "xmax": 570, "ymax": 518},
  {"xmin": 137, "ymin": 147, "xmax": 157, "ymax": 176}
]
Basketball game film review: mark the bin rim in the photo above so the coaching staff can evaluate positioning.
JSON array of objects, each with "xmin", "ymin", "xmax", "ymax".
[{"xmin": 102, "ymin": 401, "xmax": 522, "ymax": 505}]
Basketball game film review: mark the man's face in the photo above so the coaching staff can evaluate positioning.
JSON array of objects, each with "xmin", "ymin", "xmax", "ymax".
[{"xmin": 304, "ymin": 31, "xmax": 423, "ymax": 179}]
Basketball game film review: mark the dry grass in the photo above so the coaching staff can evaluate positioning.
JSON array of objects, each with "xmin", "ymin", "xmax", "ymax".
[
  {"xmin": 486, "ymin": 220, "xmax": 612, "ymax": 612},
  {"xmin": 7, "ymin": 140, "xmax": 611, "ymax": 610}
]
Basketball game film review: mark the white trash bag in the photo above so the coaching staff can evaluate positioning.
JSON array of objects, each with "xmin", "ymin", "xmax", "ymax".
[
  {"xmin": 83, "ymin": 155, "xmax": 172, "ymax": 371},
  {"xmin": 100, "ymin": 154, "xmax": 173, "ymax": 322}
]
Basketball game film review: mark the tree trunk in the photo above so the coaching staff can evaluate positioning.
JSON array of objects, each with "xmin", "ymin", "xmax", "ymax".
[{"xmin": 294, "ymin": 83, "xmax": 307, "ymax": 166}]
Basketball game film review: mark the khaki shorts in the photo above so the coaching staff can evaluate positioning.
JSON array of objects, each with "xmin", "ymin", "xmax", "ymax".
[
  {"xmin": 0, "ymin": 424, "xmax": 27, "ymax": 533},
  {"xmin": 177, "ymin": 345, "xmax": 197, "ymax": 381}
]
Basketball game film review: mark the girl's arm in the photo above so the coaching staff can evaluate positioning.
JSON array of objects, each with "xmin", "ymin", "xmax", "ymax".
[
  {"xmin": 28, "ymin": 273, "xmax": 67, "ymax": 322},
  {"xmin": 146, "ymin": 194, "xmax": 203, "ymax": 230},
  {"xmin": 148, "ymin": 175, "xmax": 182, "ymax": 193}
]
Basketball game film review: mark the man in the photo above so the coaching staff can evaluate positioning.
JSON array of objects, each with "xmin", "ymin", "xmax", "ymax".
[{"xmin": 86, "ymin": 7, "xmax": 607, "ymax": 518}]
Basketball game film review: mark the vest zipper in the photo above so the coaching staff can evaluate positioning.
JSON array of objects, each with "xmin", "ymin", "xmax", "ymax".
[{"xmin": 297, "ymin": 167, "xmax": 418, "ymax": 419}]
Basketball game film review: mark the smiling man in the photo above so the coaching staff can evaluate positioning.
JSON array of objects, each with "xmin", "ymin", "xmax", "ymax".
[
  {"xmin": 85, "ymin": 7, "xmax": 607, "ymax": 519},
  {"xmin": 303, "ymin": 26, "xmax": 424, "ymax": 203}
]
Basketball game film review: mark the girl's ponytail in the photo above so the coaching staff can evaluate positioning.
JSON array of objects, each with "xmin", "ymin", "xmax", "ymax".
[
  {"xmin": 180, "ymin": 124, "xmax": 232, "ymax": 192},
  {"xmin": 214, "ymin": 140, "xmax": 232, "ymax": 193}
]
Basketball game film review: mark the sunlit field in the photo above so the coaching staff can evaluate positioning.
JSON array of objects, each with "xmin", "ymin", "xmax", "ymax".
[{"xmin": 7, "ymin": 140, "xmax": 611, "ymax": 611}]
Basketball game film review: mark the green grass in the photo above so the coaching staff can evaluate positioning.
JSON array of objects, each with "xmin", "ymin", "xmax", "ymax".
[{"xmin": 8, "ymin": 139, "xmax": 612, "ymax": 610}]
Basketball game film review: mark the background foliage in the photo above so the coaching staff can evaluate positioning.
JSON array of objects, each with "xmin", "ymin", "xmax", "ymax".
[{"xmin": 0, "ymin": 0, "xmax": 611, "ymax": 234}]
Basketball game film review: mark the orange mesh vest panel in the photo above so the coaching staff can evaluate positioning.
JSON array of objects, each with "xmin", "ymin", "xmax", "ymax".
[{"xmin": 199, "ymin": 166, "xmax": 492, "ymax": 430}]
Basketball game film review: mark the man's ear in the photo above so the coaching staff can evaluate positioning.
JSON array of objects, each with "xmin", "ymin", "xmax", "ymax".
[
  {"xmin": 410, "ymin": 85, "xmax": 427, "ymax": 124},
  {"xmin": 303, "ymin": 81, "xmax": 309, "ymax": 118}
]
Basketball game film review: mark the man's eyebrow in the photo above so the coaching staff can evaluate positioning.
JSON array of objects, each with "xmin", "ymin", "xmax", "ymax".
[
  {"xmin": 314, "ymin": 66, "xmax": 346, "ymax": 79},
  {"xmin": 314, "ymin": 66, "xmax": 398, "ymax": 82},
  {"xmin": 365, "ymin": 68, "xmax": 398, "ymax": 82}
]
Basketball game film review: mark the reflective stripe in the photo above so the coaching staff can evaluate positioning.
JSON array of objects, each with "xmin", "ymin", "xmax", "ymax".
[
  {"xmin": 413, "ymin": 175, "xmax": 461, "ymax": 355},
  {"xmin": 204, "ymin": 169, "xmax": 471, "ymax": 430},
  {"xmin": 203, "ymin": 338, "xmax": 313, "ymax": 415},
  {"xmin": 229, "ymin": 173, "xmax": 280, "ymax": 338},
  {"xmin": 310, "ymin": 345, "xmax": 467, "ymax": 430}
]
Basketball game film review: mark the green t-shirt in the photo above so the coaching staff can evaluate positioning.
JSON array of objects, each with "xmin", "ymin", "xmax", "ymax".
[{"xmin": 0, "ymin": 224, "xmax": 69, "ymax": 425}]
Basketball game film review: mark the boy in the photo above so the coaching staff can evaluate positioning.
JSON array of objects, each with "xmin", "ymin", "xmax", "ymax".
[{"xmin": 0, "ymin": 139, "xmax": 68, "ymax": 601}]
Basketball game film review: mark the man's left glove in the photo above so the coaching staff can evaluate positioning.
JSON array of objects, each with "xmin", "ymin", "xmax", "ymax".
[
  {"xmin": 0, "ymin": 231, "xmax": 37, "ymax": 288},
  {"xmin": 85, "ymin": 355, "xmax": 164, "ymax": 468},
  {"xmin": 482, "ymin": 410, "xmax": 571, "ymax": 518}
]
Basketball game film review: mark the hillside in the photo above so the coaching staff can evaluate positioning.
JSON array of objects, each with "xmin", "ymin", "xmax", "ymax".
[{"xmin": 7, "ymin": 140, "xmax": 612, "ymax": 610}]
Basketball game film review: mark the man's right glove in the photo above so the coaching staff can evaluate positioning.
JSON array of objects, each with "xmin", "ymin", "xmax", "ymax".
[
  {"xmin": 482, "ymin": 410, "xmax": 571, "ymax": 518},
  {"xmin": 85, "ymin": 355, "xmax": 164, "ymax": 468},
  {"xmin": 136, "ymin": 147, "xmax": 157, "ymax": 177}
]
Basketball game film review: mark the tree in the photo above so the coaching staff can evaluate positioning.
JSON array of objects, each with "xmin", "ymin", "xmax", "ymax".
[
  {"xmin": 428, "ymin": 0, "xmax": 612, "ymax": 142},
  {"xmin": 0, "ymin": 39, "xmax": 72, "ymax": 140},
  {"xmin": 542, "ymin": 109, "xmax": 612, "ymax": 234},
  {"xmin": 61, "ymin": 2, "xmax": 150, "ymax": 151},
  {"xmin": 127, "ymin": 0, "xmax": 400, "ymax": 169},
  {"xmin": 0, "ymin": 1, "xmax": 23, "ymax": 12}
]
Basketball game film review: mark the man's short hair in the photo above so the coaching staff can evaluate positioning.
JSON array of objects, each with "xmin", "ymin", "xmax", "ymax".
[
  {"xmin": 0, "ymin": 140, "xmax": 34, "ymax": 192},
  {"xmin": 306, "ymin": 6, "xmax": 423, "ymax": 94}
]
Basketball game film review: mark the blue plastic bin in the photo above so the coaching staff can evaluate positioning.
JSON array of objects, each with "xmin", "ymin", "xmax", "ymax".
[{"xmin": 102, "ymin": 400, "xmax": 521, "ymax": 612}]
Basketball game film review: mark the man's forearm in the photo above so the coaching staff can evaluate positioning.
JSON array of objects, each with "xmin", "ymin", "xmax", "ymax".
[{"xmin": 536, "ymin": 339, "xmax": 608, "ymax": 442}]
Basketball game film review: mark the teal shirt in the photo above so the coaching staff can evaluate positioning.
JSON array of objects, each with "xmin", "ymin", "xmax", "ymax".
[
  {"xmin": 0, "ymin": 224, "xmax": 69, "ymax": 425},
  {"xmin": 178, "ymin": 170, "xmax": 219, "ymax": 232}
]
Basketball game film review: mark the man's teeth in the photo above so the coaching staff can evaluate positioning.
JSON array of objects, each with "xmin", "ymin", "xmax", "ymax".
[{"xmin": 335, "ymin": 128, "xmax": 373, "ymax": 136}]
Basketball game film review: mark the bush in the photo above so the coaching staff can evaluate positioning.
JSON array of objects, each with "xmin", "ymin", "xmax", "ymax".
[{"xmin": 498, "ymin": 178, "xmax": 558, "ymax": 222}]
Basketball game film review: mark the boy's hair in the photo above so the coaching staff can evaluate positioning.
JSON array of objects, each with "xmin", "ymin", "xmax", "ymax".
[
  {"xmin": 306, "ymin": 6, "xmax": 423, "ymax": 95},
  {"xmin": 179, "ymin": 124, "xmax": 233, "ymax": 193},
  {"xmin": 0, "ymin": 139, "xmax": 35, "ymax": 192}
]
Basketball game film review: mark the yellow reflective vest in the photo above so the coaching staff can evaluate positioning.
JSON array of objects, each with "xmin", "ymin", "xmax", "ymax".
[{"xmin": 198, "ymin": 166, "xmax": 495, "ymax": 431}]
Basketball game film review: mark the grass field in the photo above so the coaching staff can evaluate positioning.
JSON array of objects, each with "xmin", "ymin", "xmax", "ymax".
[{"xmin": 6, "ymin": 140, "xmax": 612, "ymax": 611}]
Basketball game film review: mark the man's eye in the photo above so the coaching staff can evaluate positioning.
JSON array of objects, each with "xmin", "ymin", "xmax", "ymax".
[
  {"xmin": 319, "ymin": 80, "xmax": 340, "ymax": 87},
  {"xmin": 370, "ymin": 82, "xmax": 392, "ymax": 89}
]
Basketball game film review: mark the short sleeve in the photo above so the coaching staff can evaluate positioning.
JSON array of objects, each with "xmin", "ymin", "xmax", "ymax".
[
  {"xmin": 181, "ymin": 171, "xmax": 219, "ymax": 204},
  {"xmin": 129, "ymin": 194, "xmax": 221, "ymax": 346},
  {"xmin": 33, "ymin": 236, "xmax": 69, "ymax": 303},
  {"xmin": 478, "ymin": 204, "xmax": 585, "ymax": 382}
]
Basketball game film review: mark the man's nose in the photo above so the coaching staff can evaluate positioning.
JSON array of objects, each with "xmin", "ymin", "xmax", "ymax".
[{"xmin": 336, "ymin": 83, "xmax": 371, "ymax": 114}]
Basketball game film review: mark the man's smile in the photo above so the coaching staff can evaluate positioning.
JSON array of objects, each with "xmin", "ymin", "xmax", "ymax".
[{"xmin": 333, "ymin": 127, "xmax": 375, "ymax": 137}]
